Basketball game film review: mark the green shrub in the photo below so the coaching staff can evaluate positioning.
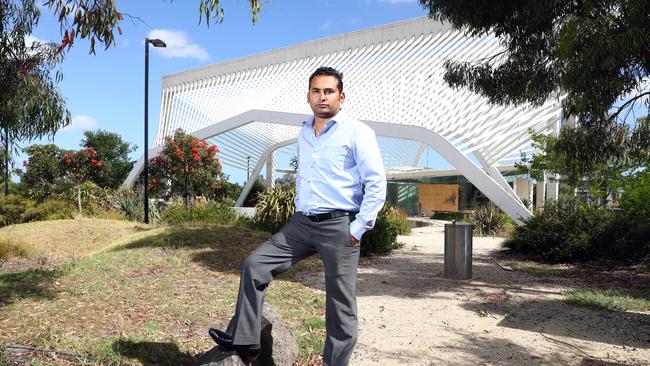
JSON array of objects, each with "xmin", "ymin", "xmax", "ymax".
[
  {"xmin": 431, "ymin": 211, "xmax": 465, "ymax": 221},
  {"xmin": 470, "ymin": 204, "xmax": 509, "ymax": 236},
  {"xmin": 253, "ymin": 186, "xmax": 296, "ymax": 232},
  {"xmin": 0, "ymin": 195, "xmax": 35, "ymax": 226},
  {"xmin": 590, "ymin": 173, "xmax": 650, "ymax": 262},
  {"xmin": 386, "ymin": 206, "xmax": 411, "ymax": 235},
  {"xmin": 108, "ymin": 187, "xmax": 160, "ymax": 222},
  {"xmin": 22, "ymin": 199, "xmax": 76, "ymax": 222},
  {"xmin": 161, "ymin": 201, "xmax": 239, "ymax": 225},
  {"xmin": 243, "ymin": 179, "xmax": 266, "ymax": 207},
  {"xmin": 504, "ymin": 198, "xmax": 613, "ymax": 262},
  {"xmin": 361, "ymin": 204, "xmax": 403, "ymax": 257}
]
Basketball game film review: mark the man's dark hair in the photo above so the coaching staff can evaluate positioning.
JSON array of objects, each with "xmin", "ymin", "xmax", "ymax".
[{"xmin": 309, "ymin": 66, "xmax": 343, "ymax": 92}]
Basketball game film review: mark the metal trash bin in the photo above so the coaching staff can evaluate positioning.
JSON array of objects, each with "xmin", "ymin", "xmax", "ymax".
[{"xmin": 443, "ymin": 222, "xmax": 473, "ymax": 279}]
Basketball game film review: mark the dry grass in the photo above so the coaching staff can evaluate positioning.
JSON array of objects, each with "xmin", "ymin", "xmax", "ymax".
[
  {"xmin": 0, "ymin": 221, "xmax": 327, "ymax": 365},
  {"xmin": 0, "ymin": 218, "xmax": 156, "ymax": 262}
]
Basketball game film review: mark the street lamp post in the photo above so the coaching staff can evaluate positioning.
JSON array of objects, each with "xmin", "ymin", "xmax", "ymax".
[{"xmin": 144, "ymin": 37, "xmax": 166, "ymax": 224}]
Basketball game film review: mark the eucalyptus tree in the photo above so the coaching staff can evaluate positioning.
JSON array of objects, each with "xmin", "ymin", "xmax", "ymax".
[
  {"xmin": 418, "ymin": 0, "xmax": 650, "ymax": 179},
  {"xmin": 43, "ymin": 0, "xmax": 262, "ymax": 54},
  {"xmin": 0, "ymin": 0, "xmax": 71, "ymax": 195}
]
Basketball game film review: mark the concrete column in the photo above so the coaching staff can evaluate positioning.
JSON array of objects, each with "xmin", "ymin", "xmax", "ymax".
[
  {"xmin": 546, "ymin": 180, "xmax": 559, "ymax": 201},
  {"xmin": 513, "ymin": 178, "xmax": 532, "ymax": 203},
  {"xmin": 265, "ymin": 151, "xmax": 275, "ymax": 188},
  {"xmin": 535, "ymin": 179, "xmax": 546, "ymax": 209}
]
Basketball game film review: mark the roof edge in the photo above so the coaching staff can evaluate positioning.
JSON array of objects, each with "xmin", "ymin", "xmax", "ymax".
[{"xmin": 162, "ymin": 16, "xmax": 452, "ymax": 87}]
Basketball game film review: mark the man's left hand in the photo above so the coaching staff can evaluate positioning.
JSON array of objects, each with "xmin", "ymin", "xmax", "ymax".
[{"xmin": 350, "ymin": 235, "xmax": 359, "ymax": 247}]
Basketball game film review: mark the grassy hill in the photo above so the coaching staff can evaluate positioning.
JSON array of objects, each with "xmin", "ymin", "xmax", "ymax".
[{"xmin": 0, "ymin": 219, "xmax": 325, "ymax": 365}]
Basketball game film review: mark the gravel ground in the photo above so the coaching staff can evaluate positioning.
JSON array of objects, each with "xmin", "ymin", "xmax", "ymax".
[{"xmin": 298, "ymin": 224, "xmax": 650, "ymax": 366}]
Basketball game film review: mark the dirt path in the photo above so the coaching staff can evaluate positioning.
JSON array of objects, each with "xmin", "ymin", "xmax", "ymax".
[{"xmin": 298, "ymin": 225, "xmax": 650, "ymax": 366}]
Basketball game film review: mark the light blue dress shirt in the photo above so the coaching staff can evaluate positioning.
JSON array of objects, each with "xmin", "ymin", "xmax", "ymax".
[{"xmin": 295, "ymin": 111, "xmax": 387, "ymax": 240}]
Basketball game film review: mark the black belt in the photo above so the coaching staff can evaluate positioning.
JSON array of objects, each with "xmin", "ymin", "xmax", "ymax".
[{"xmin": 304, "ymin": 210, "xmax": 356, "ymax": 222}]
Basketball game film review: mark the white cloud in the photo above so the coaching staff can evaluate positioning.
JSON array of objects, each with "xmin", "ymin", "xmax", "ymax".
[
  {"xmin": 62, "ymin": 115, "xmax": 98, "ymax": 132},
  {"xmin": 147, "ymin": 29, "xmax": 209, "ymax": 62},
  {"xmin": 25, "ymin": 34, "xmax": 48, "ymax": 46}
]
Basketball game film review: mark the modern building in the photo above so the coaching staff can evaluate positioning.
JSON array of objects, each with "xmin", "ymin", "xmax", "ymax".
[{"xmin": 126, "ymin": 17, "xmax": 564, "ymax": 223}]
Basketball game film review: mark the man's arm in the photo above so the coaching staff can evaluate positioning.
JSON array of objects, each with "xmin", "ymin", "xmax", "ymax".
[{"xmin": 349, "ymin": 125, "xmax": 386, "ymax": 242}]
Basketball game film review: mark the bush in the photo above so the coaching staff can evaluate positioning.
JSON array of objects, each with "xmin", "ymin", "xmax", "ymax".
[
  {"xmin": 0, "ymin": 195, "xmax": 35, "ymax": 226},
  {"xmin": 161, "ymin": 201, "xmax": 239, "ymax": 225},
  {"xmin": 110, "ymin": 187, "xmax": 160, "ymax": 222},
  {"xmin": 253, "ymin": 186, "xmax": 296, "ymax": 232},
  {"xmin": 361, "ymin": 204, "xmax": 404, "ymax": 257},
  {"xmin": 386, "ymin": 206, "xmax": 411, "ymax": 235},
  {"xmin": 470, "ymin": 204, "xmax": 509, "ymax": 236},
  {"xmin": 431, "ymin": 211, "xmax": 465, "ymax": 221},
  {"xmin": 243, "ymin": 179, "xmax": 266, "ymax": 207},
  {"xmin": 598, "ymin": 173, "xmax": 650, "ymax": 261},
  {"xmin": 22, "ymin": 199, "xmax": 76, "ymax": 222},
  {"xmin": 504, "ymin": 198, "xmax": 613, "ymax": 262}
]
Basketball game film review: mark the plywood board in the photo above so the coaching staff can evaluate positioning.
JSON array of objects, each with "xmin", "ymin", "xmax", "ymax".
[{"xmin": 419, "ymin": 184, "xmax": 459, "ymax": 214}]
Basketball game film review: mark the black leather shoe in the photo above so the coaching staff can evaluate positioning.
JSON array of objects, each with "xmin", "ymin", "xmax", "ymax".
[
  {"xmin": 208, "ymin": 328, "xmax": 260, "ymax": 363},
  {"xmin": 208, "ymin": 328, "xmax": 233, "ymax": 347}
]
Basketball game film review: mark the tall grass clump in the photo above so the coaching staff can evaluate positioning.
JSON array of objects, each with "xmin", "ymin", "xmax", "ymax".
[
  {"xmin": 254, "ymin": 186, "xmax": 296, "ymax": 232},
  {"xmin": 110, "ymin": 187, "xmax": 161, "ymax": 222},
  {"xmin": 0, "ymin": 239, "xmax": 29, "ymax": 259},
  {"xmin": 470, "ymin": 204, "xmax": 510, "ymax": 236}
]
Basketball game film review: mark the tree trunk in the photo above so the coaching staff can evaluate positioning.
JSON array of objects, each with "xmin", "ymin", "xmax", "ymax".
[
  {"xmin": 184, "ymin": 173, "xmax": 190, "ymax": 206},
  {"xmin": 4, "ymin": 126, "xmax": 8, "ymax": 197},
  {"xmin": 77, "ymin": 184, "xmax": 83, "ymax": 216}
]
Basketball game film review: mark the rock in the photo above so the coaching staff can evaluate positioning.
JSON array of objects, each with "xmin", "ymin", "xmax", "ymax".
[
  {"xmin": 195, "ymin": 348, "xmax": 246, "ymax": 366},
  {"xmin": 196, "ymin": 305, "xmax": 299, "ymax": 366}
]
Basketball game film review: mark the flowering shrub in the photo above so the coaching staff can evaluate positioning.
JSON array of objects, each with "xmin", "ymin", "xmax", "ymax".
[
  {"xmin": 148, "ymin": 129, "xmax": 224, "ymax": 203},
  {"xmin": 60, "ymin": 147, "xmax": 104, "ymax": 215}
]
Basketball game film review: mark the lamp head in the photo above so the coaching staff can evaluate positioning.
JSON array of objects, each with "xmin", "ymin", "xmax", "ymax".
[{"xmin": 147, "ymin": 38, "xmax": 166, "ymax": 48}]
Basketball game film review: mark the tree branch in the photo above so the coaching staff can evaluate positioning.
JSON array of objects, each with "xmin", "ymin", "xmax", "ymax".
[{"xmin": 609, "ymin": 91, "xmax": 650, "ymax": 123}]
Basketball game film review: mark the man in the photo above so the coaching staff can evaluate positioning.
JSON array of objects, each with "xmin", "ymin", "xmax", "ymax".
[{"xmin": 209, "ymin": 66, "xmax": 386, "ymax": 365}]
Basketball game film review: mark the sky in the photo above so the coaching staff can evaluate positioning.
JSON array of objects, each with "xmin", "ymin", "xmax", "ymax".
[{"xmin": 24, "ymin": 0, "xmax": 443, "ymax": 184}]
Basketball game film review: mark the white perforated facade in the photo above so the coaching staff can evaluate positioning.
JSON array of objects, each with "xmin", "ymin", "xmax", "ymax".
[{"xmin": 126, "ymin": 17, "xmax": 564, "ymax": 223}]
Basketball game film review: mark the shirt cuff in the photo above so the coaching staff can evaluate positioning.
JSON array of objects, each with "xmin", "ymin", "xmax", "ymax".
[{"xmin": 349, "ymin": 219, "xmax": 366, "ymax": 241}]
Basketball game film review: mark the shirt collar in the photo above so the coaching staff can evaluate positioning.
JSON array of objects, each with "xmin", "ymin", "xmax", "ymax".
[{"xmin": 303, "ymin": 109, "xmax": 349, "ymax": 127}]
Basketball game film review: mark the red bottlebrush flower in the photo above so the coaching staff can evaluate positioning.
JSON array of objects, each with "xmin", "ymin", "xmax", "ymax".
[
  {"xmin": 152, "ymin": 178, "xmax": 157, "ymax": 184},
  {"xmin": 91, "ymin": 159, "xmax": 98, "ymax": 164},
  {"xmin": 97, "ymin": 162, "xmax": 103, "ymax": 167},
  {"xmin": 192, "ymin": 147, "xmax": 199, "ymax": 152},
  {"xmin": 66, "ymin": 159, "xmax": 72, "ymax": 164}
]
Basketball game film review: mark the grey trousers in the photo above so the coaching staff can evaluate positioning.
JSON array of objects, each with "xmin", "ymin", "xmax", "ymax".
[{"xmin": 228, "ymin": 212, "xmax": 360, "ymax": 366}]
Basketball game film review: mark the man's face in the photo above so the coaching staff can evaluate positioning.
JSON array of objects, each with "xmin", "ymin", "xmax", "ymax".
[{"xmin": 307, "ymin": 75, "xmax": 345, "ymax": 119}]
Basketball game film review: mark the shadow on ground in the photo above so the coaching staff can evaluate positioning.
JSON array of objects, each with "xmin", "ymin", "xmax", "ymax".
[
  {"xmin": 111, "ymin": 338, "xmax": 196, "ymax": 366},
  {"xmin": 461, "ymin": 297, "xmax": 650, "ymax": 348},
  {"xmin": 301, "ymin": 250, "xmax": 576, "ymax": 299},
  {"xmin": 110, "ymin": 225, "xmax": 270, "ymax": 275},
  {"xmin": 0, "ymin": 266, "xmax": 68, "ymax": 309},
  {"xmin": 354, "ymin": 329, "xmax": 596, "ymax": 365}
]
